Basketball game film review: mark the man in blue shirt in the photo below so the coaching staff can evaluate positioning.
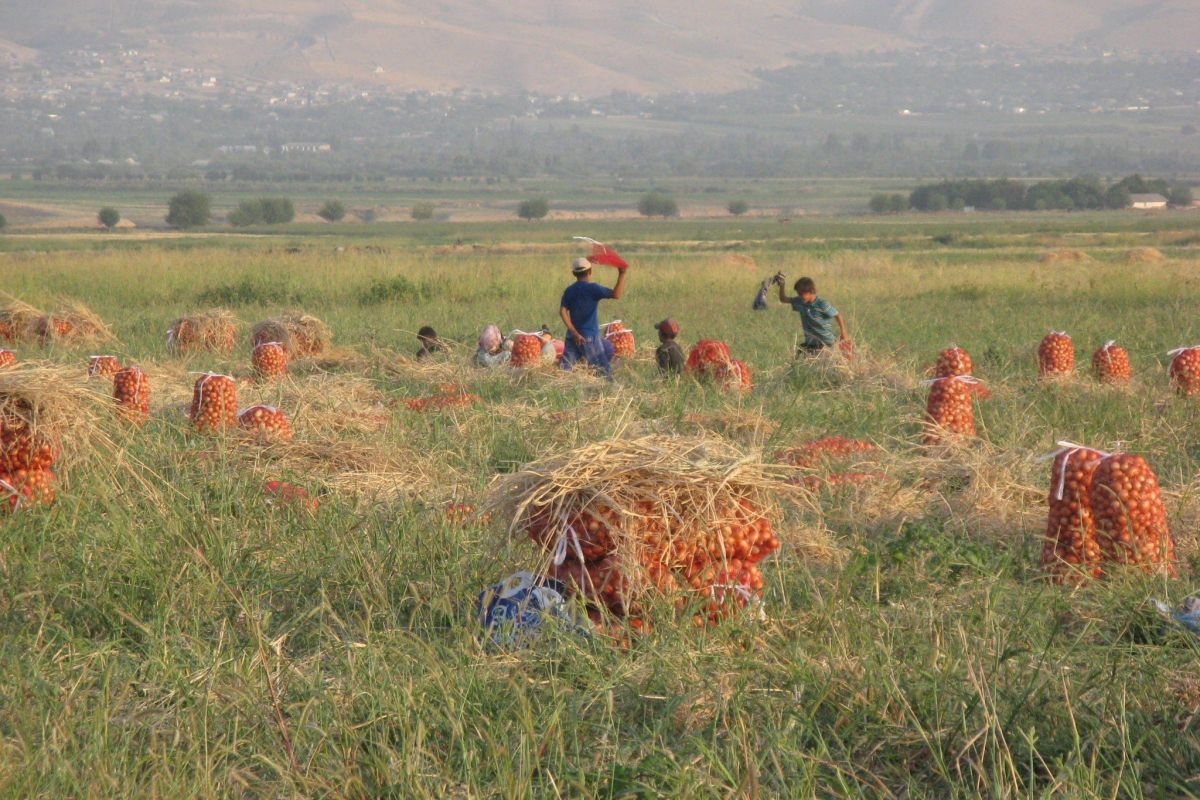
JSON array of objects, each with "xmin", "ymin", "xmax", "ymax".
[
  {"xmin": 777, "ymin": 275, "xmax": 848, "ymax": 354},
  {"xmin": 560, "ymin": 256, "xmax": 627, "ymax": 377}
]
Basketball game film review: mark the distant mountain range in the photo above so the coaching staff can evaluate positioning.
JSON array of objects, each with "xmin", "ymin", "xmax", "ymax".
[{"xmin": 1, "ymin": 0, "xmax": 1195, "ymax": 94}]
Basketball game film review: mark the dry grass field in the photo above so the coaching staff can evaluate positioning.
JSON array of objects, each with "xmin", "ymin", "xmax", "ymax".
[{"xmin": 1, "ymin": 216, "xmax": 1200, "ymax": 797}]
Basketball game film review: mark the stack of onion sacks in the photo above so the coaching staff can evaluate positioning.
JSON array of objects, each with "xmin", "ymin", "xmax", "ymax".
[
  {"xmin": 189, "ymin": 373, "xmax": 238, "ymax": 432},
  {"xmin": 113, "ymin": 366, "xmax": 150, "ymax": 424},
  {"xmin": 1168, "ymin": 347, "xmax": 1200, "ymax": 396},
  {"xmin": 1091, "ymin": 341, "xmax": 1131, "ymax": 385},
  {"xmin": 252, "ymin": 342, "xmax": 287, "ymax": 380},
  {"xmin": 487, "ymin": 435, "xmax": 797, "ymax": 631},
  {"xmin": 1041, "ymin": 443, "xmax": 1105, "ymax": 583},
  {"xmin": 1038, "ymin": 331, "xmax": 1075, "ymax": 378},
  {"xmin": 922, "ymin": 375, "xmax": 979, "ymax": 444}
]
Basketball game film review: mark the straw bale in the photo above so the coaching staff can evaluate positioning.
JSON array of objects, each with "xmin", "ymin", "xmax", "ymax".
[
  {"xmin": 486, "ymin": 433, "xmax": 827, "ymax": 611},
  {"xmin": 0, "ymin": 296, "xmax": 43, "ymax": 341},
  {"xmin": 251, "ymin": 311, "xmax": 331, "ymax": 357},
  {"xmin": 168, "ymin": 309, "xmax": 239, "ymax": 354},
  {"xmin": 0, "ymin": 363, "xmax": 118, "ymax": 474},
  {"xmin": 1039, "ymin": 249, "xmax": 1091, "ymax": 265},
  {"xmin": 1121, "ymin": 247, "xmax": 1165, "ymax": 264},
  {"xmin": 32, "ymin": 301, "xmax": 115, "ymax": 344}
]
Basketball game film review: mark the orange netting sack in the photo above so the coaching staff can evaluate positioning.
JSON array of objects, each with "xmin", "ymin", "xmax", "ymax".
[
  {"xmin": 252, "ymin": 342, "xmax": 287, "ymax": 380},
  {"xmin": 922, "ymin": 376, "xmax": 979, "ymax": 444},
  {"xmin": 1038, "ymin": 331, "xmax": 1074, "ymax": 378},
  {"xmin": 88, "ymin": 355, "xmax": 121, "ymax": 379},
  {"xmin": 1091, "ymin": 341, "xmax": 1131, "ymax": 385},
  {"xmin": 934, "ymin": 345, "xmax": 972, "ymax": 378},
  {"xmin": 1089, "ymin": 453, "xmax": 1176, "ymax": 574},
  {"xmin": 237, "ymin": 404, "xmax": 293, "ymax": 442},
  {"xmin": 113, "ymin": 366, "xmax": 150, "ymax": 424},
  {"xmin": 1041, "ymin": 442, "xmax": 1106, "ymax": 583},
  {"xmin": 510, "ymin": 333, "xmax": 544, "ymax": 368},
  {"xmin": 1169, "ymin": 347, "xmax": 1200, "ymax": 396},
  {"xmin": 189, "ymin": 372, "xmax": 238, "ymax": 432}
]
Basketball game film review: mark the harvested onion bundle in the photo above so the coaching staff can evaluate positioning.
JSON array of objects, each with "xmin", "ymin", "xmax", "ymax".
[
  {"xmin": 237, "ymin": 404, "xmax": 293, "ymax": 442},
  {"xmin": 189, "ymin": 373, "xmax": 238, "ymax": 432},
  {"xmin": 88, "ymin": 355, "xmax": 121, "ymax": 379},
  {"xmin": 923, "ymin": 376, "xmax": 978, "ymax": 444},
  {"xmin": 1041, "ymin": 443, "xmax": 1105, "ymax": 583},
  {"xmin": 1038, "ymin": 331, "xmax": 1074, "ymax": 378},
  {"xmin": 252, "ymin": 342, "xmax": 287, "ymax": 380},
  {"xmin": 509, "ymin": 333, "xmax": 544, "ymax": 368},
  {"xmin": 1091, "ymin": 341, "xmax": 1131, "ymax": 385},
  {"xmin": 1089, "ymin": 453, "xmax": 1175, "ymax": 573},
  {"xmin": 113, "ymin": 366, "xmax": 150, "ymax": 423},
  {"xmin": 934, "ymin": 345, "xmax": 972, "ymax": 378},
  {"xmin": 1169, "ymin": 347, "xmax": 1200, "ymax": 396}
]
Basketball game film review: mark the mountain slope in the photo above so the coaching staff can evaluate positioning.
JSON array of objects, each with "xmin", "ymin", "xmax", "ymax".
[{"xmin": 0, "ymin": 0, "xmax": 1194, "ymax": 94}]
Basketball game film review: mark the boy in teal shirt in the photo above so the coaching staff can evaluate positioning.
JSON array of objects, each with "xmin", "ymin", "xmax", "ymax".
[{"xmin": 777, "ymin": 276, "xmax": 848, "ymax": 354}]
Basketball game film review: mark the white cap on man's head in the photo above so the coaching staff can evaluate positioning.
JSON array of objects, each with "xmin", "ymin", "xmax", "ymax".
[{"xmin": 571, "ymin": 257, "xmax": 592, "ymax": 274}]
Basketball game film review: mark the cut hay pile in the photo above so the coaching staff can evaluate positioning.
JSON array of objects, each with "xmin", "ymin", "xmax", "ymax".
[
  {"xmin": 0, "ymin": 297, "xmax": 43, "ymax": 342},
  {"xmin": 804, "ymin": 344, "xmax": 918, "ymax": 394},
  {"xmin": 1121, "ymin": 247, "xmax": 1165, "ymax": 264},
  {"xmin": 32, "ymin": 301, "xmax": 115, "ymax": 344},
  {"xmin": 486, "ymin": 434, "xmax": 828, "ymax": 627},
  {"xmin": 276, "ymin": 373, "xmax": 392, "ymax": 434},
  {"xmin": 167, "ymin": 309, "xmax": 238, "ymax": 354},
  {"xmin": 251, "ymin": 311, "xmax": 331, "ymax": 357},
  {"xmin": 0, "ymin": 364, "xmax": 119, "ymax": 478},
  {"xmin": 1039, "ymin": 249, "xmax": 1091, "ymax": 265}
]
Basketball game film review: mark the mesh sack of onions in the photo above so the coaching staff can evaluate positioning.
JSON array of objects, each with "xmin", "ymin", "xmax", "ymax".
[
  {"xmin": 1169, "ymin": 347, "xmax": 1200, "ymax": 397},
  {"xmin": 0, "ymin": 298, "xmax": 43, "ymax": 343},
  {"xmin": 922, "ymin": 376, "xmax": 978, "ymax": 444},
  {"xmin": 486, "ymin": 435, "xmax": 811, "ymax": 629},
  {"xmin": 1089, "ymin": 453, "xmax": 1175, "ymax": 574},
  {"xmin": 603, "ymin": 321, "xmax": 635, "ymax": 359},
  {"xmin": 0, "ymin": 350, "xmax": 15, "ymax": 369},
  {"xmin": 934, "ymin": 345, "xmax": 972, "ymax": 378},
  {"xmin": 509, "ymin": 333, "xmax": 544, "ymax": 368},
  {"xmin": 252, "ymin": 342, "xmax": 287, "ymax": 380},
  {"xmin": 685, "ymin": 339, "xmax": 732, "ymax": 375},
  {"xmin": 189, "ymin": 373, "xmax": 238, "ymax": 432},
  {"xmin": 1091, "ymin": 341, "xmax": 1131, "ymax": 385},
  {"xmin": 237, "ymin": 404, "xmax": 293, "ymax": 442},
  {"xmin": 0, "ymin": 469, "xmax": 56, "ymax": 512},
  {"xmin": 88, "ymin": 355, "xmax": 121, "ymax": 379},
  {"xmin": 113, "ymin": 366, "xmax": 150, "ymax": 424},
  {"xmin": 1038, "ymin": 331, "xmax": 1074, "ymax": 378},
  {"xmin": 714, "ymin": 358, "xmax": 752, "ymax": 391},
  {"xmin": 1041, "ymin": 443, "xmax": 1105, "ymax": 583},
  {"xmin": 775, "ymin": 436, "xmax": 876, "ymax": 468}
]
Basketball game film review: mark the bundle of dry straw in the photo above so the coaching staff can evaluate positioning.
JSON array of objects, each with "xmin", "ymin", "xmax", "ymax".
[
  {"xmin": 0, "ymin": 297, "xmax": 43, "ymax": 341},
  {"xmin": 0, "ymin": 364, "xmax": 118, "ymax": 473},
  {"xmin": 168, "ymin": 309, "xmax": 239, "ymax": 354},
  {"xmin": 32, "ymin": 301, "xmax": 115, "ymax": 344},
  {"xmin": 486, "ymin": 433, "xmax": 825, "ymax": 623},
  {"xmin": 251, "ymin": 311, "xmax": 331, "ymax": 357}
]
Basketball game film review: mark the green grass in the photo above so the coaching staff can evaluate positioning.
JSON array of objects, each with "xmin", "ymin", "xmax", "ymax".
[{"xmin": 2, "ymin": 222, "xmax": 1200, "ymax": 796}]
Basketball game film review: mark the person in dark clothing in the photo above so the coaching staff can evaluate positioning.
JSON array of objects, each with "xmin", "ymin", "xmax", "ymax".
[
  {"xmin": 416, "ymin": 325, "xmax": 443, "ymax": 360},
  {"xmin": 655, "ymin": 318, "xmax": 685, "ymax": 376},
  {"xmin": 559, "ymin": 256, "xmax": 627, "ymax": 378}
]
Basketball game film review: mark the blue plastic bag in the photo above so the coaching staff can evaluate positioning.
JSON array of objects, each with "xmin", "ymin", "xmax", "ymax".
[{"xmin": 476, "ymin": 571, "xmax": 589, "ymax": 647}]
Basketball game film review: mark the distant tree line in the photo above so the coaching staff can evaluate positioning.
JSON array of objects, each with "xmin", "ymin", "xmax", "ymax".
[{"xmin": 870, "ymin": 175, "xmax": 1193, "ymax": 213}]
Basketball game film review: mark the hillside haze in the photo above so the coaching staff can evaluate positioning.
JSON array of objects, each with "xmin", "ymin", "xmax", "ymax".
[{"xmin": 1, "ymin": 0, "xmax": 1196, "ymax": 93}]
